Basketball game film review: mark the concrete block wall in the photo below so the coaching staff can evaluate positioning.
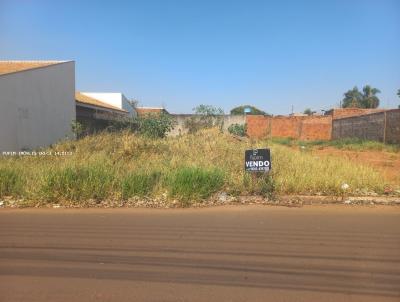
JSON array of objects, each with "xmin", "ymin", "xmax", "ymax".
[
  {"xmin": 332, "ymin": 109, "xmax": 400, "ymax": 144},
  {"xmin": 169, "ymin": 114, "xmax": 246, "ymax": 136},
  {"xmin": 385, "ymin": 110, "xmax": 400, "ymax": 144}
]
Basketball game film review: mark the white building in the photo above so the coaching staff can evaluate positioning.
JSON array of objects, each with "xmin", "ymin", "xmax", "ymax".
[
  {"xmin": 0, "ymin": 61, "xmax": 75, "ymax": 151},
  {"xmin": 81, "ymin": 92, "xmax": 137, "ymax": 117}
]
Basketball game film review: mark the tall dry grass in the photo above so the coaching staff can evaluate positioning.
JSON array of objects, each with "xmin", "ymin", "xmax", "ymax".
[{"xmin": 0, "ymin": 129, "xmax": 395, "ymax": 205}]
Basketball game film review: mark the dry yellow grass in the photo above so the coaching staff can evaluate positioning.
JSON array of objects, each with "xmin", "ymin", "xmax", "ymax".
[{"xmin": 0, "ymin": 129, "xmax": 396, "ymax": 205}]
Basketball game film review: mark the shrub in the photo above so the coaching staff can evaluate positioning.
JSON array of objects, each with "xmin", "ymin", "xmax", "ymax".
[
  {"xmin": 0, "ymin": 167, "xmax": 23, "ymax": 197},
  {"xmin": 136, "ymin": 113, "xmax": 175, "ymax": 138},
  {"xmin": 167, "ymin": 167, "xmax": 224, "ymax": 203},
  {"xmin": 184, "ymin": 105, "xmax": 224, "ymax": 133},
  {"xmin": 40, "ymin": 165, "xmax": 115, "ymax": 202},
  {"xmin": 71, "ymin": 120, "xmax": 86, "ymax": 138},
  {"xmin": 122, "ymin": 171, "xmax": 161, "ymax": 198},
  {"xmin": 228, "ymin": 123, "xmax": 247, "ymax": 137}
]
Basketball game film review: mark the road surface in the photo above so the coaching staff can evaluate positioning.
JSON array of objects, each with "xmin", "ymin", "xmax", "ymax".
[{"xmin": 0, "ymin": 205, "xmax": 399, "ymax": 302}]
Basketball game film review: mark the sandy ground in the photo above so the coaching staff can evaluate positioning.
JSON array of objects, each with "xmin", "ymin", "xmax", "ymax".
[{"xmin": 311, "ymin": 147, "xmax": 400, "ymax": 184}]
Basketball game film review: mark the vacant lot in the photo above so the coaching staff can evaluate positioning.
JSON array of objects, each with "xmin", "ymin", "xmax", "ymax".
[
  {"xmin": 0, "ymin": 129, "xmax": 399, "ymax": 206},
  {"xmin": 312, "ymin": 148, "xmax": 400, "ymax": 185}
]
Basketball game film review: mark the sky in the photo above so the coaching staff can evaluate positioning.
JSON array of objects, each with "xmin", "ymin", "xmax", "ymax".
[{"xmin": 0, "ymin": 0, "xmax": 399, "ymax": 114}]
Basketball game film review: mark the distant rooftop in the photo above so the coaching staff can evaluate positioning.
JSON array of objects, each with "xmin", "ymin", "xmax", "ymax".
[
  {"xmin": 0, "ymin": 60, "xmax": 69, "ymax": 76},
  {"xmin": 136, "ymin": 107, "xmax": 169, "ymax": 116},
  {"xmin": 75, "ymin": 92, "xmax": 127, "ymax": 113},
  {"xmin": 136, "ymin": 106, "xmax": 165, "ymax": 110}
]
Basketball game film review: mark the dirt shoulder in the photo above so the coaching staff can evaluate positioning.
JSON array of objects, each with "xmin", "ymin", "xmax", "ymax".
[
  {"xmin": 1, "ymin": 194, "xmax": 399, "ymax": 209},
  {"xmin": 310, "ymin": 147, "xmax": 400, "ymax": 184}
]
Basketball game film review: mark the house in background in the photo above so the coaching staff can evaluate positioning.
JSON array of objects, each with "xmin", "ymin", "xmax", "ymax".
[
  {"xmin": 80, "ymin": 92, "xmax": 136, "ymax": 117},
  {"xmin": 136, "ymin": 107, "xmax": 169, "ymax": 116},
  {"xmin": 75, "ymin": 92, "xmax": 129, "ymax": 133},
  {"xmin": 0, "ymin": 61, "xmax": 75, "ymax": 151}
]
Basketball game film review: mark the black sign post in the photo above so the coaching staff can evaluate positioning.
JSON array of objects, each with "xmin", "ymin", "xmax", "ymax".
[{"xmin": 244, "ymin": 148, "xmax": 271, "ymax": 173}]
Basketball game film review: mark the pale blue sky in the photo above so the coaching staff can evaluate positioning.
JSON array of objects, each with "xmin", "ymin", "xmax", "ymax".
[{"xmin": 1, "ymin": 0, "xmax": 399, "ymax": 114}]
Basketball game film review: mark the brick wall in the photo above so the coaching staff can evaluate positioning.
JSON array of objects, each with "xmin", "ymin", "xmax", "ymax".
[
  {"xmin": 328, "ymin": 108, "xmax": 386, "ymax": 119},
  {"xmin": 300, "ymin": 116, "xmax": 332, "ymax": 140},
  {"xmin": 245, "ymin": 115, "xmax": 271, "ymax": 138},
  {"xmin": 247, "ymin": 109, "xmax": 399, "ymax": 143},
  {"xmin": 332, "ymin": 109, "xmax": 400, "ymax": 144},
  {"xmin": 246, "ymin": 115, "xmax": 332, "ymax": 140}
]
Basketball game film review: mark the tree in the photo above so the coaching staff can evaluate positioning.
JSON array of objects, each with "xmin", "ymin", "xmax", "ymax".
[
  {"xmin": 230, "ymin": 105, "xmax": 266, "ymax": 115},
  {"xmin": 361, "ymin": 85, "xmax": 380, "ymax": 108},
  {"xmin": 342, "ymin": 86, "xmax": 363, "ymax": 108},
  {"xmin": 184, "ymin": 105, "xmax": 224, "ymax": 133},
  {"xmin": 341, "ymin": 85, "xmax": 381, "ymax": 108},
  {"xmin": 194, "ymin": 104, "xmax": 224, "ymax": 116},
  {"xmin": 303, "ymin": 108, "xmax": 313, "ymax": 115},
  {"xmin": 127, "ymin": 98, "xmax": 139, "ymax": 109}
]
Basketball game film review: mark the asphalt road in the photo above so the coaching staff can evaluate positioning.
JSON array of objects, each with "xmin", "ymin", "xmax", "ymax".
[{"xmin": 0, "ymin": 205, "xmax": 399, "ymax": 302}]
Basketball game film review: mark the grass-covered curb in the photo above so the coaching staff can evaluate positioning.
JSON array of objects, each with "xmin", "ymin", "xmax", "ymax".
[
  {"xmin": 0, "ymin": 129, "xmax": 398, "ymax": 207},
  {"xmin": 1, "ymin": 194, "xmax": 399, "ymax": 209}
]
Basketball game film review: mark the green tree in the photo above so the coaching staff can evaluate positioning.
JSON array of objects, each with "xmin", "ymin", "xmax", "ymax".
[
  {"xmin": 194, "ymin": 104, "xmax": 224, "ymax": 116},
  {"xmin": 342, "ymin": 85, "xmax": 381, "ymax": 108},
  {"xmin": 397, "ymin": 89, "xmax": 400, "ymax": 109},
  {"xmin": 230, "ymin": 105, "xmax": 266, "ymax": 115},
  {"xmin": 303, "ymin": 108, "xmax": 313, "ymax": 115},
  {"xmin": 184, "ymin": 105, "xmax": 224, "ymax": 133},
  {"xmin": 342, "ymin": 87, "xmax": 363, "ymax": 108},
  {"xmin": 361, "ymin": 85, "xmax": 380, "ymax": 108},
  {"xmin": 136, "ymin": 113, "xmax": 175, "ymax": 138}
]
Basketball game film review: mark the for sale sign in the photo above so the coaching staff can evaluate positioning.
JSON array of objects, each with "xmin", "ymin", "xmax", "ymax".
[{"xmin": 245, "ymin": 148, "xmax": 271, "ymax": 172}]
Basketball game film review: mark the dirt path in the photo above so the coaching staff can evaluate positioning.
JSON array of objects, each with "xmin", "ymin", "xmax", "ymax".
[{"xmin": 311, "ymin": 147, "xmax": 400, "ymax": 184}]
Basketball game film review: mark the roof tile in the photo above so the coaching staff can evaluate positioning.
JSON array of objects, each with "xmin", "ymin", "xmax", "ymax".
[{"xmin": 0, "ymin": 60, "xmax": 67, "ymax": 75}]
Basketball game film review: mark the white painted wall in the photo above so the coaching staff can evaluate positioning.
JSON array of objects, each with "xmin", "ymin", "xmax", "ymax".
[
  {"xmin": 0, "ymin": 62, "xmax": 75, "ymax": 151},
  {"xmin": 82, "ymin": 92, "xmax": 137, "ymax": 117}
]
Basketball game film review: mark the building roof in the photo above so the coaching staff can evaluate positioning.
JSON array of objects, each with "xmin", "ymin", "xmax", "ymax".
[
  {"xmin": 75, "ymin": 92, "xmax": 128, "ymax": 113},
  {"xmin": 137, "ymin": 106, "xmax": 165, "ymax": 110},
  {"xmin": 136, "ymin": 107, "xmax": 169, "ymax": 116},
  {"xmin": 0, "ymin": 60, "xmax": 69, "ymax": 76}
]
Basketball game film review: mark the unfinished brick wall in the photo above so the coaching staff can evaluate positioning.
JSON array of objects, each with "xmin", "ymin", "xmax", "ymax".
[
  {"xmin": 246, "ymin": 115, "xmax": 271, "ymax": 138},
  {"xmin": 332, "ymin": 109, "xmax": 400, "ymax": 144},
  {"xmin": 246, "ymin": 115, "xmax": 332, "ymax": 140},
  {"xmin": 329, "ymin": 108, "xmax": 386, "ymax": 119},
  {"xmin": 300, "ymin": 116, "xmax": 332, "ymax": 140}
]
